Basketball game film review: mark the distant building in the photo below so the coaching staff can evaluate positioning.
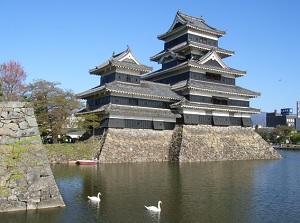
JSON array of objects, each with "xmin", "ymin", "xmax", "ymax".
[
  {"xmin": 295, "ymin": 101, "xmax": 300, "ymax": 132},
  {"xmin": 266, "ymin": 109, "xmax": 296, "ymax": 127}
]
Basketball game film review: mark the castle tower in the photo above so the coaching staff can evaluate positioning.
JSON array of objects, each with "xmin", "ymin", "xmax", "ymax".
[
  {"xmin": 143, "ymin": 11, "xmax": 260, "ymax": 127},
  {"xmin": 77, "ymin": 47, "xmax": 181, "ymax": 130}
]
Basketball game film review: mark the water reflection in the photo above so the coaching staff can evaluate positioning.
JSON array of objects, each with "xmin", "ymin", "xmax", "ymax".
[
  {"xmin": 1, "ymin": 150, "xmax": 300, "ymax": 222},
  {"xmin": 145, "ymin": 210, "xmax": 161, "ymax": 222}
]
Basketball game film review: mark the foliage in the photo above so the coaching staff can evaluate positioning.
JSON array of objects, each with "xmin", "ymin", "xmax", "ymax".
[
  {"xmin": 44, "ymin": 137, "xmax": 100, "ymax": 162},
  {"xmin": 0, "ymin": 60, "xmax": 27, "ymax": 101},
  {"xmin": 76, "ymin": 113, "xmax": 101, "ymax": 135},
  {"xmin": 25, "ymin": 79, "xmax": 83, "ymax": 143},
  {"xmin": 259, "ymin": 125, "xmax": 296, "ymax": 144},
  {"xmin": 258, "ymin": 131, "xmax": 270, "ymax": 143},
  {"xmin": 0, "ymin": 82, "xmax": 3, "ymax": 102},
  {"xmin": 290, "ymin": 133, "xmax": 300, "ymax": 144}
]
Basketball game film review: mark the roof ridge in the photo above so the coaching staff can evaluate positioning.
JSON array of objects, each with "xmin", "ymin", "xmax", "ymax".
[{"xmin": 177, "ymin": 10, "xmax": 205, "ymax": 23}]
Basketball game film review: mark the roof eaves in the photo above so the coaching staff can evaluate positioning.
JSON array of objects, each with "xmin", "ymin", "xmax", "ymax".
[
  {"xmin": 188, "ymin": 85, "xmax": 260, "ymax": 98},
  {"xmin": 180, "ymin": 104, "xmax": 260, "ymax": 114},
  {"xmin": 188, "ymin": 61, "xmax": 246, "ymax": 76}
]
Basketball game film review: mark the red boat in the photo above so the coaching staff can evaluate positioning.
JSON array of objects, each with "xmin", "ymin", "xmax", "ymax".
[{"xmin": 76, "ymin": 159, "xmax": 98, "ymax": 165}]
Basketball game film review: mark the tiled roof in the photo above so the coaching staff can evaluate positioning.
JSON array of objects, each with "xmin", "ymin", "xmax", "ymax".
[
  {"xmin": 158, "ymin": 11, "xmax": 225, "ymax": 40},
  {"xmin": 76, "ymin": 84, "xmax": 105, "ymax": 98},
  {"xmin": 150, "ymin": 41, "xmax": 234, "ymax": 62},
  {"xmin": 144, "ymin": 60, "xmax": 246, "ymax": 80},
  {"xmin": 110, "ymin": 60, "xmax": 152, "ymax": 72},
  {"xmin": 89, "ymin": 47, "xmax": 152, "ymax": 75},
  {"xmin": 177, "ymin": 11, "xmax": 225, "ymax": 35},
  {"xmin": 77, "ymin": 103, "xmax": 181, "ymax": 119},
  {"xmin": 76, "ymin": 80, "xmax": 183, "ymax": 100},
  {"xmin": 189, "ymin": 60, "xmax": 246, "ymax": 76},
  {"xmin": 170, "ymin": 98, "xmax": 260, "ymax": 114},
  {"xmin": 172, "ymin": 79, "xmax": 260, "ymax": 98}
]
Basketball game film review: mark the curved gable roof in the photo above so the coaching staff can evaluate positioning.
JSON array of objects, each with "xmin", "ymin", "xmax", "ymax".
[
  {"xmin": 150, "ymin": 41, "xmax": 234, "ymax": 62},
  {"xmin": 158, "ymin": 11, "xmax": 225, "ymax": 40},
  {"xmin": 89, "ymin": 47, "xmax": 152, "ymax": 75},
  {"xmin": 198, "ymin": 49, "xmax": 228, "ymax": 69}
]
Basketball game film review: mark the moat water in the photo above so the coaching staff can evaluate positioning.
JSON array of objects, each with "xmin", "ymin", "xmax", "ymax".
[{"xmin": 1, "ymin": 149, "xmax": 300, "ymax": 223}]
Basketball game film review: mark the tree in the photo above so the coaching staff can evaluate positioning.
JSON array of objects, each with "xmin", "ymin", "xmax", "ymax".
[
  {"xmin": 0, "ymin": 82, "xmax": 3, "ymax": 102},
  {"xmin": 290, "ymin": 133, "xmax": 300, "ymax": 144},
  {"xmin": 25, "ymin": 79, "xmax": 83, "ymax": 143},
  {"xmin": 77, "ymin": 113, "xmax": 101, "ymax": 136},
  {"xmin": 0, "ymin": 60, "xmax": 27, "ymax": 101},
  {"xmin": 270, "ymin": 126, "xmax": 295, "ymax": 144},
  {"xmin": 258, "ymin": 131, "xmax": 270, "ymax": 143}
]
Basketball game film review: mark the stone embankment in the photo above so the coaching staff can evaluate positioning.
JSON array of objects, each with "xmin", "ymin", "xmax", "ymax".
[
  {"xmin": 96, "ymin": 125, "xmax": 281, "ymax": 163},
  {"xmin": 99, "ymin": 128, "xmax": 173, "ymax": 163},
  {"xmin": 178, "ymin": 125, "xmax": 281, "ymax": 162},
  {"xmin": 45, "ymin": 125, "xmax": 281, "ymax": 163},
  {"xmin": 0, "ymin": 102, "xmax": 65, "ymax": 212}
]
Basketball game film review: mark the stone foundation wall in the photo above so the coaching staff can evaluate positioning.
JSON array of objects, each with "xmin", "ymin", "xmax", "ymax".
[
  {"xmin": 178, "ymin": 125, "xmax": 281, "ymax": 161},
  {"xmin": 0, "ymin": 102, "xmax": 65, "ymax": 212},
  {"xmin": 98, "ymin": 125, "xmax": 281, "ymax": 163},
  {"xmin": 99, "ymin": 128, "xmax": 173, "ymax": 163}
]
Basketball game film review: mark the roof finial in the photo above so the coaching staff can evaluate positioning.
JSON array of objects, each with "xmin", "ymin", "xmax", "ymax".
[
  {"xmin": 127, "ymin": 44, "xmax": 130, "ymax": 49},
  {"xmin": 112, "ymin": 51, "xmax": 115, "ymax": 56}
]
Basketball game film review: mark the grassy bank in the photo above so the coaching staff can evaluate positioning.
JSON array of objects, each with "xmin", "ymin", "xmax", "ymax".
[{"xmin": 43, "ymin": 137, "xmax": 100, "ymax": 163}]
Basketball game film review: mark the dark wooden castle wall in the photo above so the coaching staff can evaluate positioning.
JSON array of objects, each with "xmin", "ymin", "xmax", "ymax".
[
  {"xmin": 101, "ymin": 72, "xmax": 140, "ymax": 86},
  {"xmin": 101, "ymin": 118, "xmax": 175, "ymax": 130},
  {"xmin": 88, "ymin": 96, "xmax": 171, "ymax": 110},
  {"xmin": 154, "ymin": 71, "xmax": 235, "ymax": 85}
]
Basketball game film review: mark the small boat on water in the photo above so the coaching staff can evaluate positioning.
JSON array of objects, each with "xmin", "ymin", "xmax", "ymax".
[{"xmin": 76, "ymin": 159, "xmax": 98, "ymax": 165}]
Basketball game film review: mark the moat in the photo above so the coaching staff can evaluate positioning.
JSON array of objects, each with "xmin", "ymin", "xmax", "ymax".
[{"xmin": 0, "ymin": 149, "xmax": 299, "ymax": 223}]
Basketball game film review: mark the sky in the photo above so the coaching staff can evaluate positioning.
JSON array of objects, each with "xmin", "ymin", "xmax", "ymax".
[{"xmin": 1, "ymin": 0, "xmax": 299, "ymax": 113}]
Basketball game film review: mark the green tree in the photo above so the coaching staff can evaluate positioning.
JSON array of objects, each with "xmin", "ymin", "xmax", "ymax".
[
  {"xmin": 77, "ymin": 113, "xmax": 101, "ymax": 136},
  {"xmin": 270, "ymin": 126, "xmax": 295, "ymax": 144},
  {"xmin": 25, "ymin": 79, "xmax": 83, "ymax": 143},
  {"xmin": 258, "ymin": 131, "xmax": 270, "ymax": 143},
  {"xmin": 290, "ymin": 133, "xmax": 300, "ymax": 144}
]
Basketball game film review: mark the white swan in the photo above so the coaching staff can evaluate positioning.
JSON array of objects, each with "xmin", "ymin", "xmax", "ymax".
[
  {"xmin": 144, "ymin": 201, "xmax": 162, "ymax": 212},
  {"xmin": 88, "ymin": 192, "xmax": 101, "ymax": 202}
]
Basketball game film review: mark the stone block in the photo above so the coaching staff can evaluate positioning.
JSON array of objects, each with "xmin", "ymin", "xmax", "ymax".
[
  {"xmin": 0, "ymin": 102, "xmax": 65, "ymax": 212},
  {"xmin": 25, "ymin": 116, "xmax": 38, "ymax": 127}
]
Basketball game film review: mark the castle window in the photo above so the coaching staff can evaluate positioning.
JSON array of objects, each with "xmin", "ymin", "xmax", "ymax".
[
  {"xmin": 129, "ymin": 98, "xmax": 138, "ymax": 106},
  {"xmin": 213, "ymin": 97, "xmax": 228, "ymax": 105},
  {"xmin": 206, "ymin": 73, "xmax": 221, "ymax": 81}
]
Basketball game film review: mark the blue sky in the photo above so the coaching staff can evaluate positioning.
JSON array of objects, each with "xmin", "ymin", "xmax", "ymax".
[{"xmin": 1, "ymin": 0, "xmax": 299, "ymax": 113}]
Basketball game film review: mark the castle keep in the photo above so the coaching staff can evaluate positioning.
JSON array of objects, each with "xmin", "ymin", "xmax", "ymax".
[
  {"xmin": 77, "ymin": 11, "xmax": 259, "ymax": 129},
  {"xmin": 77, "ymin": 11, "xmax": 280, "ymax": 162}
]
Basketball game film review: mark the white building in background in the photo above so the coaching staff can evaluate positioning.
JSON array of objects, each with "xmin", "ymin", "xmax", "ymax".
[
  {"xmin": 62, "ymin": 114, "xmax": 80, "ymax": 129},
  {"xmin": 296, "ymin": 101, "xmax": 300, "ymax": 132}
]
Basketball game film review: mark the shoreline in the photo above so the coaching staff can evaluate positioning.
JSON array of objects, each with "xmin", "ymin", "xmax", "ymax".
[{"xmin": 274, "ymin": 146, "xmax": 300, "ymax": 150}]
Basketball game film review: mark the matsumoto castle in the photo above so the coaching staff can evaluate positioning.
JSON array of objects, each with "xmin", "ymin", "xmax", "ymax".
[{"xmin": 77, "ymin": 10, "xmax": 260, "ymax": 132}]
